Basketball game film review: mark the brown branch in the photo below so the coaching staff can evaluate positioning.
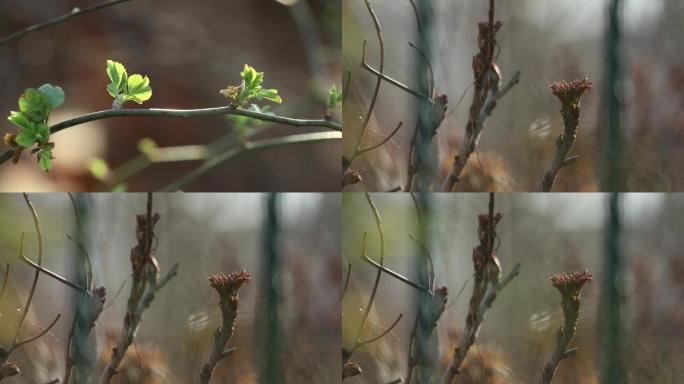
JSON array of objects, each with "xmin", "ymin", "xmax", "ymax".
[
  {"xmin": 440, "ymin": 195, "xmax": 520, "ymax": 384},
  {"xmin": 441, "ymin": 71, "xmax": 520, "ymax": 191},
  {"xmin": 440, "ymin": 9, "xmax": 520, "ymax": 191},
  {"xmin": 98, "ymin": 195, "xmax": 178, "ymax": 384},
  {"xmin": 540, "ymin": 271, "xmax": 592, "ymax": 384},
  {"xmin": 199, "ymin": 271, "xmax": 251, "ymax": 384},
  {"xmin": 541, "ymin": 79, "xmax": 593, "ymax": 192}
]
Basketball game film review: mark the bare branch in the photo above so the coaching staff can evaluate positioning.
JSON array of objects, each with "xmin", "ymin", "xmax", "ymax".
[
  {"xmin": 356, "ymin": 313, "xmax": 404, "ymax": 349},
  {"xmin": 0, "ymin": 0, "xmax": 134, "ymax": 46},
  {"xmin": 14, "ymin": 314, "xmax": 61, "ymax": 349}
]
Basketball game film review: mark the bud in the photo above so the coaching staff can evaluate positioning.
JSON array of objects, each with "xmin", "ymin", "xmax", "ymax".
[{"xmin": 342, "ymin": 169, "xmax": 362, "ymax": 187}]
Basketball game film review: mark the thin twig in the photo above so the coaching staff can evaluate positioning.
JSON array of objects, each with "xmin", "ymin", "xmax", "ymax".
[
  {"xmin": 100, "ymin": 125, "xmax": 272, "ymax": 189},
  {"xmin": 342, "ymin": 262, "xmax": 352, "ymax": 300},
  {"xmin": 0, "ymin": 195, "xmax": 62, "ymax": 379},
  {"xmin": 355, "ymin": 121, "xmax": 403, "ymax": 156},
  {"xmin": 19, "ymin": 251, "xmax": 87, "ymax": 292},
  {"xmin": 12, "ymin": 195, "xmax": 44, "ymax": 346},
  {"xmin": 351, "ymin": 0, "xmax": 386, "ymax": 157},
  {"xmin": 0, "ymin": 0, "xmax": 134, "ymax": 46},
  {"xmin": 355, "ymin": 313, "xmax": 404, "ymax": 349},
  {"xmin": 361, "ymin": 48, "xmax": 428, "ymax": 100},
  {"xmin": 408, "ymin": 42, "xmax": 434, "ymax": 98},
  {"xmin": 13, "ymin": 314, "xmax": 61, "ymax": 349},
  {"xmin": 361, "ymin": 234, "xmax": 427, "ymax": 292},
  {"xmin": 159, "ymin": 131, "xmax": 340, "ymax": 191},
  {"xmin": 349, "ymin": 193, "xmax": 387, "ymax": 352}
]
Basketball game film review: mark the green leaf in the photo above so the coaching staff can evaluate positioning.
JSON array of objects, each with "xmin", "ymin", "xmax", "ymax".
[
  {"xmin": 125, "ymin": 74, "xmax": 152, "ymax": 104},
  {"xmin": 111, "ymin": 183, "xmax": 127, "ymax": 192},
  {"xmin": 106, "ymin": 82, "xmax": 119, "ymax": 98},
  {"xmin": 7, "ymin": 111, "xmax": 33, "ymax": 130},
  {"xmin": 15, "ymin": 131, "xmax": 37, "ymax": 148},
  {"xmin": 247, "ymin": 103, "xmax": 274, "ymax": 116},
  {"xmin": 38, "ymin": 84, "xmax": 65, "ymax": 109},
  {"xmin": 38, "ymin": 148, "xmax": 52, "ymax": 172},
  {"xmin": 34, "ymin": 123, "xmax": 49, "ymax": 143},
  {"xmin": 256, "ymin": 88, "xmax": 282, "ymax": 104},
  {"xmin": 106, "ymin": 60, "xmax": 127, "ymax": 91},
  {"xmin": 18, "ymin": 88, "xmax": 50, "ymax": 122},
  {"xmin": 327, "ymin": 85, "xmax": 342, "ymax": 110}
]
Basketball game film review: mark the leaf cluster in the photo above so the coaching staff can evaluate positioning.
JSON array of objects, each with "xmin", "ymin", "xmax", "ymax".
[
  {"xmin": 5, "ymin": 84, "xmax": 64, "ymax": 171},
  {"xmin": 106, "ymin": 60, "xmax": 152, "ymax": 108},
  {"xmin": 220, "ymin": 64, "xmax": 282, "ymax": 107},
  {"xmin": 327, "ymin": 85, "xmax": 342, "ymax": 111}
]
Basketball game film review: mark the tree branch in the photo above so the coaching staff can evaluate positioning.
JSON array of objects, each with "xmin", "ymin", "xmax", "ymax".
[
  {"xmin": 441, "ymin": 71, "xmax": 520, "ymax": 191},
  {"xmin": 0, "ymin": 106, "xmax": 341, "ymax": 167},
  {"xmin": 0, "ymin": 0, "xmax": 135, "ymax": 47},
  {"xmin": 440, "ymin": 195, "xmax": 520, "ymax": 384},
  {"xmin": 159, "ymin": 131, "xmax": 340, "ymax": 191}
]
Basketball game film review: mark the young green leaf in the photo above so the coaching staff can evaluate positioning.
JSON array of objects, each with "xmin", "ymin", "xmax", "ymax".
[
  {"xmin": 106, "ymin": 60, "xmax": 127, "ymax": 91},
  {"xmin": 125, "ymin": 74, "xmax": 152, "ymax": 104},
  {"xmin": 34, "ymin": 123, "xmax": 50, "ymax": 143},
  {"xmin": 38, "ymin": 84, "xmax": 65, "ymax": 109},
  {"xmin": 327, "ymin": 85, "xmax": 342, "ymax": 110},
  {"xmin": 7, "ymin": 111, "xmax": 33, "ymax": 130},
  {"xmin": 106, "ymin": 83, "xmax": 119, "ymax": 98},
  {"xmin": 18, "ymin": 88, "xmax": 50, "ymax": 122},
  {"xmin": 256, "ymin": 89, "xmax": 282, "ymax": 104},
  {"xmin": 241, "ymin": 64, "xmax": 258, "ymax": 87},
  {"xmin": 15, "ymin": 130, "xmax": 37, "ymax": 148},
  {"xmin": 38, "ymin": 148, "xmax": 52, "ymax": 172}
]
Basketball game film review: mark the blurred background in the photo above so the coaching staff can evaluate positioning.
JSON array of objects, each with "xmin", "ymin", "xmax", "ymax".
[
  {"xmin": 343, "ymin": 193, "xmax": 684, "ymax": 383},
  {"xmin": 0, "ymin": 0, "xmax": 341, "ymax": 191},
  {"xmin": 0, "ymin": 193, "xmax": 340, "ymax": 383},
  {"xmin": 343, "ymin": 0, "xmax": 684, "ymax": 191}
]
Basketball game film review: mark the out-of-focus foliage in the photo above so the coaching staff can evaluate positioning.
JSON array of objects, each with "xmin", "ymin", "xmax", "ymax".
[
  {"xmin": 343, "ymin": 193, "xmax": 684, "ymax": 383},
  {"xmin": 343, "ymin": 0, "xmax": 684, "ymax": 192},
  {"xmin": 0, "ymin": 193, "xmax": 340, "ymax": 383}
]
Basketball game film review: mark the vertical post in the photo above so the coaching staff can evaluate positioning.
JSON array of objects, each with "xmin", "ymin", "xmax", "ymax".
[
  {"xmin": 412, "ymin": 0, "xmax": 436, "ymax": 191},
  {"xmin": 602, "ymin": 193, "xmax": 626, "ymax": 383},
  {"xmin": 412, "ymin": 192, "xmax": 436, "ymax": 382},
  {"xmin": 260, "ymin": 193, "xmax": 283, "ymax": 384},
  {"xmin": 603, "ymin": 0, "xmax": 625, "ymax": 191},
  {"xmin": 69, "ymin": 193, "xmax": 96, "ymax": 383}
]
